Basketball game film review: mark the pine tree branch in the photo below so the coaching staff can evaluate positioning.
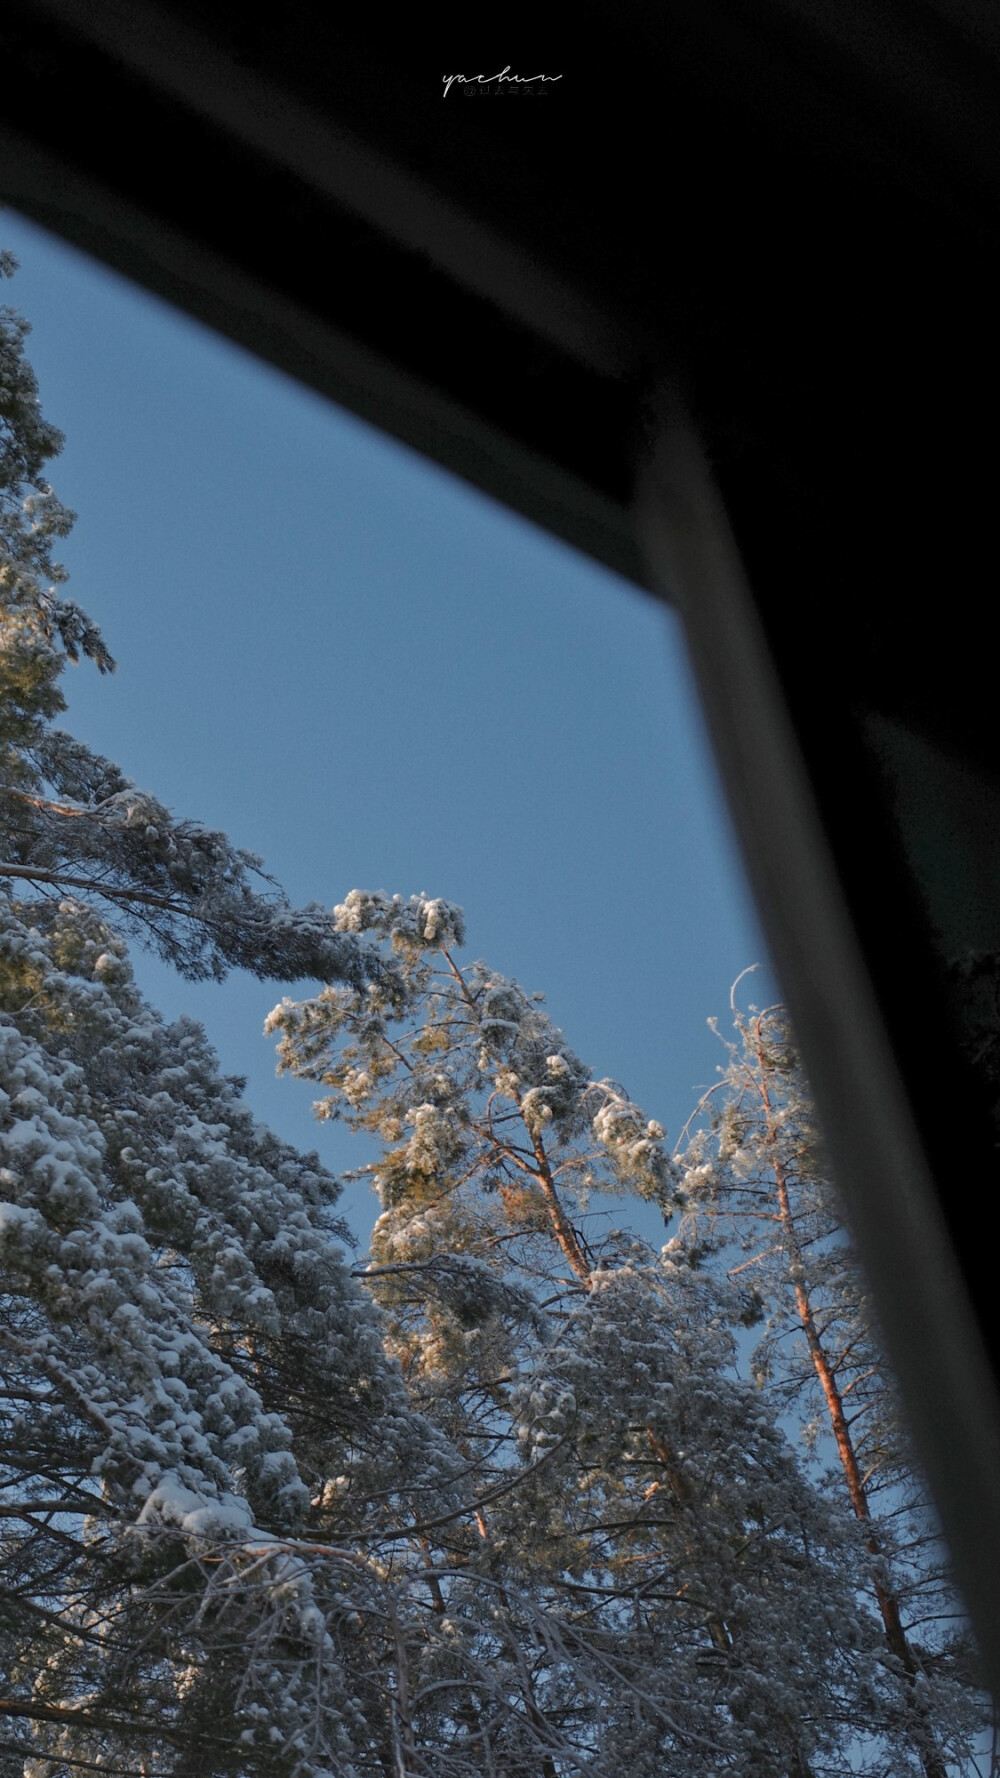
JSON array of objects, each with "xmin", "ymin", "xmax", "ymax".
[
  {"xmin": 0, "ymin": 858, "xmax": 192, "ymax": 914},
  {"xmin": 0, "ymin": 1739, "xmax": 152, "ymax": 1778}
]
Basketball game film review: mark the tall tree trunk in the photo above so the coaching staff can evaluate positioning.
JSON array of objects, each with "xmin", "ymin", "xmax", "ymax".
[{"xmin": 752, "ymin": 1024, "xmax": 947, "ymax": 1778}]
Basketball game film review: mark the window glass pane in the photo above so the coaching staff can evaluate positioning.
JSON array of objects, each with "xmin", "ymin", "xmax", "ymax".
[{"xmin": 2, "ymin": 207, "xmax": 992, "ymax": 1778}]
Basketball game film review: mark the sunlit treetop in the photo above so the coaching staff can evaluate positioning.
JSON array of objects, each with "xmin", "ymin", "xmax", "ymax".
[{"xmin": 267, "ymin": 888, "xmax": 677, "ymax": 1301}]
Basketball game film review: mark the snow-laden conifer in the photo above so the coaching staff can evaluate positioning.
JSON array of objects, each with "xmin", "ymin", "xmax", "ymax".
[
  {"xmin": 268, "ymin": 892, "xmax": 899, "ymax": 1774},
  {"xmin": 0, "ymin": 892, "xmax": 478, "ymax": 1776},
  {"xmin": 0, "ymin": 256, "xmax": 392, "ymax": 995},
  {"xmin": 1, "ymin": 252, "xmax": 468, "ymax": 1778},
  {"xmin": 677, "ymin": 988, "xmax": 993, "ymax": 1775},
  {"xmin": 7, "ymin": 243, "xmax": 991, "ymax": 1776},
  {"xmin": 4, "ymin": 249, "xmax": 799, "ymax": 1778}
]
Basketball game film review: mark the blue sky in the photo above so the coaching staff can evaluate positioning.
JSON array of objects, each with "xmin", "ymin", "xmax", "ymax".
[{"xmin": 1, "ymin": 206, "xmax": 774, "ymax": 1246}]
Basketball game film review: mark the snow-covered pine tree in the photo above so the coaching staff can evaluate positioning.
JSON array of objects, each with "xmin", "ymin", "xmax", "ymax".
[
  {"xmin": 0, "ymin": 245, "xmax": 460, "ymax": 1778},
  {"xmin": 0, "ymin": 252, "xmax": 391, "ymax": 997},
  {"xmin": 267, "ymin": 890, "xmax": 891, "ymax": 1775},
  {"xmin": 676, "ymin": 985, "xmax": 993, "ymax": 1776},
  {"xmin": 1, "ymin": 251, "xmax": 604, "ymax": 1778},
  {"xmin": 7, "ymin": 242, "xmax": 988, "ymax": 1775},
  {"xmin": 0, "ymin": 908, "xmax": 446, "ymax": 1777}
]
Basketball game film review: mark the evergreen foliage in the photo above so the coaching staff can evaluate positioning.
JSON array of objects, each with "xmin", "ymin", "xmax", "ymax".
[
  {"xmin": 2, "ymin": 250, "xmax": 993, "ymax": 1775},
  {"xmin": 268, "ymin": 894, "xmax": 992, "ymax": 1774},
  {"xmin": 0, "ymin": 252, "xmax": 462, "ymax": 1778},
  {"xmin": 0, "ymin": 258, "xmax": 391, "ymax": 995},
  {"xmin": 676, "ymin": 987, "xmax": 992, "ymax": 1776}
]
